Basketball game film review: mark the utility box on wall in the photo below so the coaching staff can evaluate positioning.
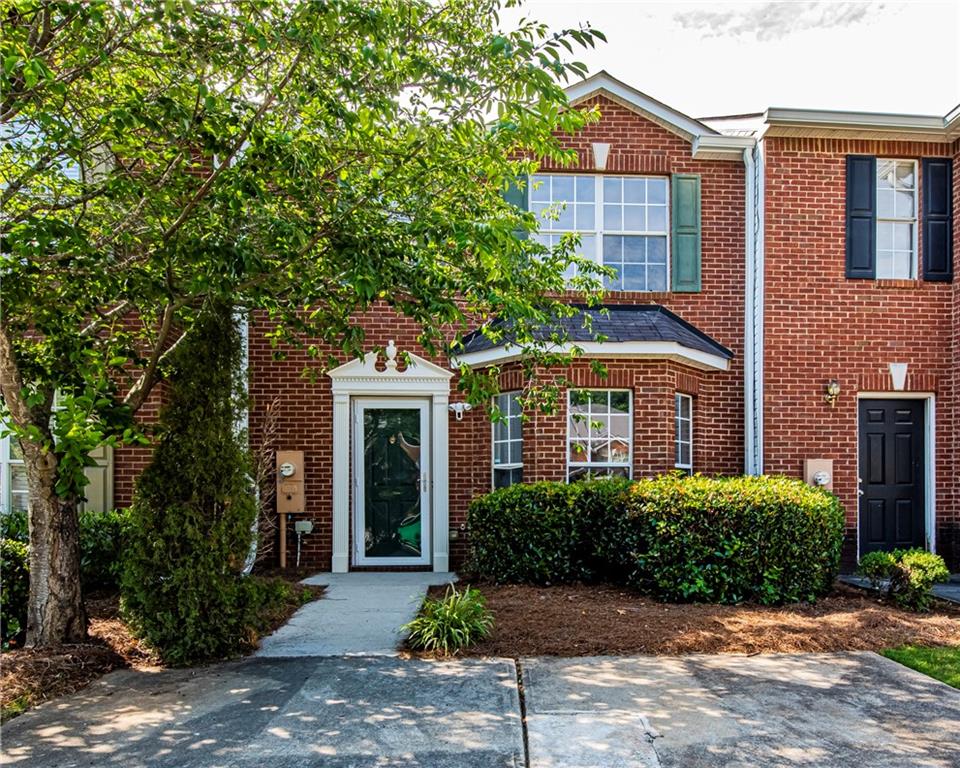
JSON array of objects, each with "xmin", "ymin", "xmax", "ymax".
[
  {"xmin": 803, "ymin": 458, "xmax": 834, "ymax": 492},
  {"xmin": 276, "ymin": 450, "xmax": 305, "ymax": 514}
]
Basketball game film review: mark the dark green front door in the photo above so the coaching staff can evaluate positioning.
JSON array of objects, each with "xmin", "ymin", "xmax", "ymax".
[{"xmin": 359, "ymin": 403, "xmax": 427, "ymax": 563}]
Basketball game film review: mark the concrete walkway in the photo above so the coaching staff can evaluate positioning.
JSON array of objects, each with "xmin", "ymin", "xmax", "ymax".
[
  {"xmin": 256, "ymin": 572, "xmax": 457, "ymax": 657},
  {"xmin": 4, "ymin": 652, "xmax": 959, "ymax": 767}
]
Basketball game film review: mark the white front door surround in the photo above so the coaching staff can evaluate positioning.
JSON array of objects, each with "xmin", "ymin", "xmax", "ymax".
[{"xmin": 328, "ymin": 342, "xmax": 453, "ymax": 573}]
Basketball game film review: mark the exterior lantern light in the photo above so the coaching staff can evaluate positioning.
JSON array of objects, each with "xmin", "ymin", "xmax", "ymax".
[{"xmin": 824, "ymin": 379, "xmax": 841, "ymax": 407}]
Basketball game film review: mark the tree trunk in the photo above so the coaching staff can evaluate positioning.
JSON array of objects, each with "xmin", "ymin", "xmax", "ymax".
[
  {"xmin": 23, "ymin": 443, "xmax": 87, "ymax": 646},
  {"xmin": 0, "ymin": 323, "xmax": 86, "ymax": 646}
]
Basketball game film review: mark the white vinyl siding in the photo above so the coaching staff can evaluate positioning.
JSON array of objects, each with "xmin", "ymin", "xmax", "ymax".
[
  {"xmin": 567, "ymin": 389, "xmax": 632, "ymax": 481},
  {"xmin": 0, "ymin": 433, "xmax": 28, "ymax": 515},
  {"xmin": 530, "ymin": 174, "xmax": 669, "ymax": 291},
  {"xmin": 492, "ymin": 392, "xmax": 523, "ymax": 489},
  {"xmin": 876, "ymin": 159, "xmax": 917, "ymax": 279}
]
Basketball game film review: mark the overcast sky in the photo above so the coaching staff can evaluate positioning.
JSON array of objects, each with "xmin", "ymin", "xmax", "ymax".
[{"xmin": 502, "ymin": 1, "xmax": 959, "ymax": 118}]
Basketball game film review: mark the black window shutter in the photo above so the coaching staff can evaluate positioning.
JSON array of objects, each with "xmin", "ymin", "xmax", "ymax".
[
  {"xmin": 845, "ymin": 155, "xmax": 876, "ymax": 279},
  {"xmin": 922, "ymin": 158, "xmax": 953, "ymax": 282}
]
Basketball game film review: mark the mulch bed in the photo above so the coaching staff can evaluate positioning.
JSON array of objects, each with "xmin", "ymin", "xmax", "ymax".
[
  {"xmin": 1, "ymin": 574, "xmax": 324, "ymax": 721},
  {"xmin": 0, "ymin": 594, "xmax": 158, "ymax": 722},
  {"xmin": 425, "ymin": 582, "xmax": 960, "ymax": 657}
]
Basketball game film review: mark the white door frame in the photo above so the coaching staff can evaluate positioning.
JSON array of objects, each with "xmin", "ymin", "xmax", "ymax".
[
  {"xmin": 856, "ymin": 392, "xmax": 936, "ymax": 557},
  {"xmin": 328, "ymin": 342, "xmax": 453, "ymax": 573},
  {"xmin": 353, "ymin": 398, "xmax": 431, "ymax": 567}
]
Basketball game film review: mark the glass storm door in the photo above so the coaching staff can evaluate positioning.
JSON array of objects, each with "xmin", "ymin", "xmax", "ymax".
[{"xmin": 353, "ymin": 399, "xmax": 430, "ymax": 566}]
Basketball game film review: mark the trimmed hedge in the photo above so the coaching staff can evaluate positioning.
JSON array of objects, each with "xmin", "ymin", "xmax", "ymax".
[
  {"xmin": 467, "ymin": 474, "xmax": 845, "ymax": 605},
  {"xmin": 1, "ymin": 539, "xmax": 29, "ymax": 646},
  {"xmin": 0, "ymin": 509, "xmax": 127, "ymax": 592}
]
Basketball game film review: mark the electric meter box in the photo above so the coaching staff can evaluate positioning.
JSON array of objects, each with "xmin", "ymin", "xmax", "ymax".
[{"xmin": 276, "ymin": 450, "xmax": 305, "ymax": 514}]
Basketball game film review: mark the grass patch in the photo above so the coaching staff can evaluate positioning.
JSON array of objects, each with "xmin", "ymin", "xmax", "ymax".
[{"xmin": 882, "ymin": 645, "xmax": 960, "ymax": 688}]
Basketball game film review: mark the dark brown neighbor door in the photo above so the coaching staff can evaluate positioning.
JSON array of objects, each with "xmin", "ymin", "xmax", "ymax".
[{"xmin": 858, "ymin": 399, "xmax": 926, "ymax": 556}]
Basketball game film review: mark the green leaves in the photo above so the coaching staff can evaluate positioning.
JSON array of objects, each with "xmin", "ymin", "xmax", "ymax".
[
  {"xmin": 403, "ymin": 585, "xmax": 494, "ymax": 654},
  {"xmin": 858, "ymin": 549, "xmax": 950, "ymax": 611},
  {"xmin": 468, "ymin": 475, "xmax": 846, "ymax": 605},
  {"xmin": 2, "ymin": 0, "xmax": 607, "ymax": 506}
]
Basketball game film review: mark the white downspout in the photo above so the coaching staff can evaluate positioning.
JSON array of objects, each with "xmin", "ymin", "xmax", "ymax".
[
  {"xmin": 753, "ymin": 141, "xmax": 765, "ymax": 475},
  {"xmin": 743, "ymin": 141, "xmax": 765, "ymax": 476},
  {"xmin": 237, "ymin": 310, "xmax": 258, "ymax": 574},
  {"xmin": 743, "ymin": 147, "xmax": 756, "ymax": 475}
]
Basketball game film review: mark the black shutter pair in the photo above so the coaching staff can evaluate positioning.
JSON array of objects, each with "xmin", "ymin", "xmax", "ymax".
[{"xmin": 845, "ymin": 155, "xmax": 953, "ymax": 281}]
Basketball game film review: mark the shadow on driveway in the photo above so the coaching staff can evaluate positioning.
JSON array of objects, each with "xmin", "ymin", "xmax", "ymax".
[{"xmin": 1, "ymin": 657, "xmax": 522, "ymax": 767}]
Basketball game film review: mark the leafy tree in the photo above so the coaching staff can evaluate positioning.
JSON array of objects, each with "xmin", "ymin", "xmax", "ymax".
[{"xmin": 0, "ymin": 0, "xmax": 603, "ymax": 646}]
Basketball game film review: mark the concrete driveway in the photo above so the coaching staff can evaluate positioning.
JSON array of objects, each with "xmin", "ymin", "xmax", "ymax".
[{"xmin": 3, "ymin": 653, "xmax": 959, "ymax": 767}]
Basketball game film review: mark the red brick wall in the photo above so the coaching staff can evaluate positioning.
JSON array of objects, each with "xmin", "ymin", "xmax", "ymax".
[
  {"xmin": 762, "ymin": 136, "xmax": 958, "ymax": 568},
  {"xmin": 239, "ymin": 96, "xmax": 748, "ymax": 571},
  {"xmin": 947, "ymin": 137, "xmax": 960, "ymax": 566}
]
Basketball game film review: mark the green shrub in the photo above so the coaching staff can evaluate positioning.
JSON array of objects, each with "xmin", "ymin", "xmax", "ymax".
[
  {"xmin": 403, "ymin": 585, "xmax": 494, "ymax": 654},
  {"xmin": 0, "ymin": 511, "xmax": 28, "ymax": 543},
  {"xmin": 467, "ymin": 474, "xmax": 845, "ymax": 604},
  {"xmin": 467, "ymin": 478, "xmax": 633, "ymax": 584},
  {"xmin": 1, "ymin": 539, "xmax": 29, "ymax": 646},
  {"xmin": 625, "ymin": 474, "xmax": 844, "ymax": 603},
  {"xmin": 121, "ymin": 303, "xmax": 259, "ymax": 665},
  {"xmin": 79, "ymin": 510, "xmax": 128, "ymax": 591},
  {"xmin": 1, "ymin": 509, "xmax": 128, "ymax": 591},
  {"xmin": 858, "ymin": 548, "xmax": 950, "ymax": 611}
]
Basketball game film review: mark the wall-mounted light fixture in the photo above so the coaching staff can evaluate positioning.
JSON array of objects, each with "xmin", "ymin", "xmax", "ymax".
[
  {"xmin": 824, "ymin": 379, "xmax": 840, "ymax": 407},
  {"xmin": 448, "ymin": 402, "xmax": 473, "ymax": 421}
]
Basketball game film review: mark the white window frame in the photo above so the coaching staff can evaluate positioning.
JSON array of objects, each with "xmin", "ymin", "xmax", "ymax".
[
  {"xmin": 566, "ymin": 389, "xmax": 633, "ymax": 481},
  {"xmin": 0, "ymin": 430, "xmax": 28, "ymax": 515},
  {"xmin": 530, "ymin": 173, "xmax": 670, "ymax": 291},
  {"xmin": 491, "ymin": 392, "xmax": 523, "ymax": 489},
  {"xmin": 675, "ymin": 393, "xmax": 693, "ymax": 474},
  {"xmin": 875, "ymin": 159, "xmax": 918, "ymax": 280}
]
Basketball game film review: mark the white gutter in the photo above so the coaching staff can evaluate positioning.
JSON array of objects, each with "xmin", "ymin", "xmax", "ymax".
[
  {"xmin": 692, "ymin": 134, "xmax": 756, "ymax": 161},
  {"xmin": 764, "ymin": 107, "xmax": 948, "ymax": 133},
  {"xmin": 452, "ymin": 341, "xmax": 731, "ymax": 373}
]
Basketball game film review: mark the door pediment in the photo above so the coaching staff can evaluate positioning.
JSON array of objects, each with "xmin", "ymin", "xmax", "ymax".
[{"xmin": 328, "ymin": 341, "xmax": 453, "ymax": 396}]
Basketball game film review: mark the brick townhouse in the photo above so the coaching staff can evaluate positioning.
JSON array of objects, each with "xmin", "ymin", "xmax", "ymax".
[{"xmin": 2, "ymin": 72, "xmax": 956, "ymax": 572}]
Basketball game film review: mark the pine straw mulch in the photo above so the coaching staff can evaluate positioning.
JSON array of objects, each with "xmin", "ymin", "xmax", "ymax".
[
  {"xmin": 1, "ymin": 577, "xmax": 325, "ymax": 722},
  {"xmin": 424, "ymin": 582, "xmax": 960, "ymax": 657},
  {"xmin": 0, "ymin": 594, "xmax": 158, "ymax": 722}
]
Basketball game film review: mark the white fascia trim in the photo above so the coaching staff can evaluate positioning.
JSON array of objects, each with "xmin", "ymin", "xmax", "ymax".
[
  {"xmin": 452, "ymin": 341, "xmax": 730, "ymax": 372},
  {"xmin": 692, "ymin": 134, "xmax": 756, "ymax": 160},
  {"xmin": 764, "ymin": 107, "xmax": 950, "ymax": 137},
  {"xmin": 565, "ymin": 71, "xmax": 718, "ymax": 141}
]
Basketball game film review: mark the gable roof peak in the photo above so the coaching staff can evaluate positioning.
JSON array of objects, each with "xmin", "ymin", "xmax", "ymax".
[{"xmin": 565, "ymin": 71, "xmax": 719, "ymax": 139}]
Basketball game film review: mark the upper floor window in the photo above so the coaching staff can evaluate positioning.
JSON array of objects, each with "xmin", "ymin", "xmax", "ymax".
[
  {"xmin": 492, "ymin": 392, "xmax": 523, "ymax": 489},
  {"xmin": 530, "ymin": 174, "xmax": 669, "ymax": 291},
  {"xmin": 567, "ymin": 389, "xmax": 632, "ymax": 481},
  {"xmin": 876, "ymin": 159, "xmax": 917, "ymax": 279}
]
